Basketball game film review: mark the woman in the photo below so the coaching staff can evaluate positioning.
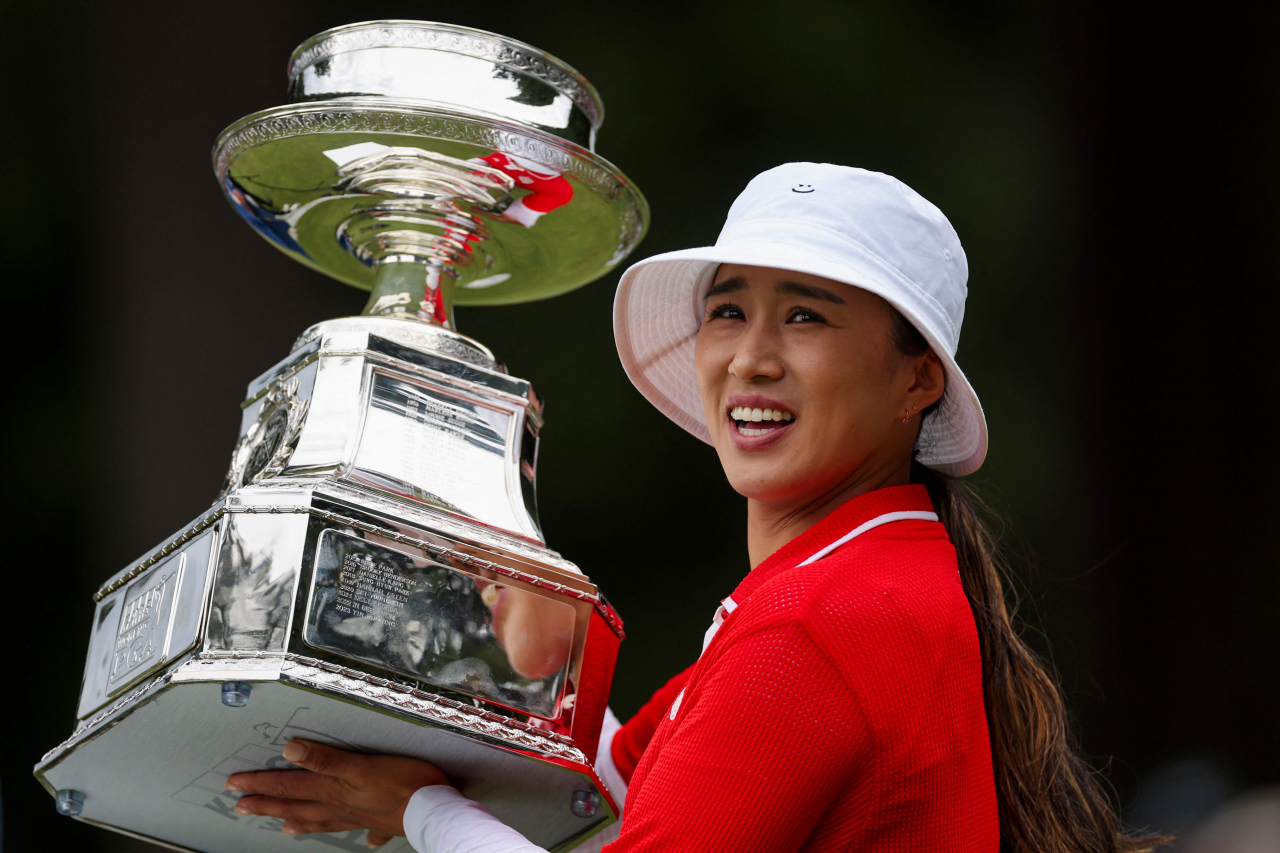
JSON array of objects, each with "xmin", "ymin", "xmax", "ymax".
[{"xmin": 226, "ymin": 164, "xmax": 1160, "ymax": 852}]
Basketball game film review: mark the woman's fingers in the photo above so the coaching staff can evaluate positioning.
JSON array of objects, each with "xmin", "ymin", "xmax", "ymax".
[
  {"xmin": 232, "ymin": 795, "xmax": 393, "ymax": 840},
  {"xmin": 281, "ymin": 738, "xmax": 370, "ymax": 782},
  {"xmin": 283, "ymin": 739, "xmax": 450, "ymax": 792},
  {"xmin": 233, "ymin": 794, "xmax": 356, "ymax": 824},
  {"xmin": 225, "ymin": 768, "xmax": 342, "ymax": 803},
  {"xmin": 226, "ymin": 739, "xmax": 449, "ymax": 841}
]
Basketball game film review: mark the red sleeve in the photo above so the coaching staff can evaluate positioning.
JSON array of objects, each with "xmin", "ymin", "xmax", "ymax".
[
  {"xmin": 610, "ymin": 665, "xmax": 696, "ymax": 783},
  {"xmin": 605, "ymin": 625, "xmax": 868, "ymax": 852}
]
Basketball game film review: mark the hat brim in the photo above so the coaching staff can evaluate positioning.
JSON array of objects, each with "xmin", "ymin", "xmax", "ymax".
[{"xmin": 613, "ymin": 242, "xmax": 988, "ymax": 476}]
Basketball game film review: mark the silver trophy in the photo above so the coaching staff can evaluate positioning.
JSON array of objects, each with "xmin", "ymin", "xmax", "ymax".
[{"xmin": 35, "ymin": 21, "xmax": 648, "ymax": 852}]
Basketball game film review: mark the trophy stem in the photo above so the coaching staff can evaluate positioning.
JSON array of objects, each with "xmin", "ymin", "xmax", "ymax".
[{"xmin": 361, "ymin": 262, "xmax": 455, "ymax": 329}]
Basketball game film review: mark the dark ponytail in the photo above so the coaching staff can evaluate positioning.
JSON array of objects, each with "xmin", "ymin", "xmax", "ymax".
[{"xmin": 891, "ymin": 311, "xmax": 1166, "ymax": 853}]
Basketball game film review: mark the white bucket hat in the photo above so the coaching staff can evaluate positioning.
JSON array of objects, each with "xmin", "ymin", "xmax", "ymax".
[{"xmin": 613, "ymin": 163, "xmax": 987, "ymax": 475}]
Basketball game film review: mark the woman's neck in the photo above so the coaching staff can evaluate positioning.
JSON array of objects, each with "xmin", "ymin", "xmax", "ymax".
[{"xmin": 746, "ymin": 457, "xmax": 912, "ymax": 569}]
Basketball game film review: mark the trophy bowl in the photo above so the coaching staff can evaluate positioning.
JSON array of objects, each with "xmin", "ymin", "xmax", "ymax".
[
  {"xmin": 217, "ymin": 19, "xmax": 647, "ymax": 316},
  {"xmin": 34, "ymin": 20, "xmax": 648, "ymax": 853}
]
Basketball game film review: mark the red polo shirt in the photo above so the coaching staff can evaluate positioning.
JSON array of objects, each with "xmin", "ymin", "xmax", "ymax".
[{"xmin": 606, "ymin": 485, "xmax": 999, "ymax": 852}]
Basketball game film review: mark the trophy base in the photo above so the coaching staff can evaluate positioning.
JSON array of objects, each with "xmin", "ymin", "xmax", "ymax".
[{"xmin": 35, "ymin": 655, "xmax": 615, "ymax": 853}]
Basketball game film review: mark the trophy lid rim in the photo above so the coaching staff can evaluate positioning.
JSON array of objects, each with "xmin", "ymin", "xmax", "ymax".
[
  {"xmin": 210, "ymin": 97, "xmax": 650, "ymax": 307},
  {"xmin": 211, "ymin": 97, "xmax": 649, "ymax": 217},
  {"xmin": 287, "ymin": 20, "xmax": 606, "ymax": 130}
]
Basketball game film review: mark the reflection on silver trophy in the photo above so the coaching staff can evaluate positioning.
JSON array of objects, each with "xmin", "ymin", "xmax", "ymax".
[{"xmin": 35, "ymin": 20, "xmax": 648, "ymax": 852}]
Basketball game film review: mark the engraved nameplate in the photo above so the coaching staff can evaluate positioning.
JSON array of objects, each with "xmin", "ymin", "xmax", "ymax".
[
  {"xmin": 109, "ymin": 556, "xmax": 184, "ymax": 691},
  {"xmin": 81, "ymin": 529, "xmax": 219, "ymax": 718},
  {"xmin": 303, "ymin": 529, "xmax": 573, "ymax": 718},
  {"xmin": 350, "ymin": 371, "xmax": 535, "ymax": 538}
]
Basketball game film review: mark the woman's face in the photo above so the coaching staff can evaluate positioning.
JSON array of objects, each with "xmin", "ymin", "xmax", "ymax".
[{"xmin": 694, "ymin": 264, "xmax": 943, "ymax": 505}]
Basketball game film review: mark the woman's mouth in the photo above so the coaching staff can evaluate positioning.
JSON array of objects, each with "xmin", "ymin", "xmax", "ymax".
[
  {"xmin": 728, "ymin": 405, "xmax": 795, "ymax": 439},
  {"xmin": 729, "ymin": 405, "xmax": 795, "ymax": 434}
]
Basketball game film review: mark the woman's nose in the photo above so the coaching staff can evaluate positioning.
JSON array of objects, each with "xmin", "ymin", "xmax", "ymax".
[{"xmin": 728, "ymin": 321, "xmax": 784, "ymax": 381}]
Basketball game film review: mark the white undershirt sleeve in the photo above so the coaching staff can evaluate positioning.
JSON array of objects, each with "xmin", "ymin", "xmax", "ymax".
[
  {"xmin": 403, "ymin": 786, "xmax": 546, "ymax": 853},
  {"xmin": 402, "ymin": 707, "xmax": 624, "ymax": 853},
  {"xmin": 565, "ymin": 708, "xmax": 624, "ymax": 853},
  {"xmin": 594, "ymin": 707, "xmax": 627, "ymax": 805}
]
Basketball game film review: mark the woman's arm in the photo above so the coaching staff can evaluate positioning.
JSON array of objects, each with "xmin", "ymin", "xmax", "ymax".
[
  {"xmin": 395, "ymin": 663, "xmax": 697, "ymax": 853},
  {"xmin": 399, "ymin": 707, "xmax": 629, "ymax": 853},
  {"xmin": 224, "ymin": 738, "xmax": 447, "ymax": 846},
  {"xmin": 403, "ymin": 787, "xmax": 548, "ymax": 853},
  {"xmin": 608, "ymin": 666, "xmax": 694, "ymax": 782},
  {"xmin": 229, "ymin": 631, "xmax": 858, "ymax": 852},
  {"xmin": 226, "ymin": 706, "xmax": 634, "ymax": 851}
]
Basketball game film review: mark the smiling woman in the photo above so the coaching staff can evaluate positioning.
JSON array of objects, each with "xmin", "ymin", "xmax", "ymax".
[{"xmin": 225, "ymin": 164, "xmax": 1164, "ymax": 853}]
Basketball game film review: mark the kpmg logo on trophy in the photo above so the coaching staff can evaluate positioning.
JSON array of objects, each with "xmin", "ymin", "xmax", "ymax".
[
  {"xmin": 110, "ymin": 569, "xmax": 178, "ymax": 682},
  {"xmin": 35, "ymin": 21, "xmax": 648, "ymax": 852}
]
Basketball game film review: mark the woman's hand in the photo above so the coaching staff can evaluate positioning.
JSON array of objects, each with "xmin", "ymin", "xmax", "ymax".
[{"xmin": 225, "ymin": 738, "xmax": 449, "ymax": 848}]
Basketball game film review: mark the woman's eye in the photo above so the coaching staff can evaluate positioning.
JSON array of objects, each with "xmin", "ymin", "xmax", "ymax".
[
  {"xmin": 788, "ymin": 306, "xmax": 826, "ymax": 324},
  {"xmin": 706, "ymin": 302, "xmax": 744, "ymax": 321}
]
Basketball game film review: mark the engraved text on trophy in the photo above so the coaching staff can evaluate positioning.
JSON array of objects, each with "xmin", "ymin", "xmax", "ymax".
[
  {"xmin": 350, "ymin": 371, "xmax": 538, "ymax": 538},
  {"xmin": 109, "ymin": 561, "xmax": 182, "ymax": 686},
  {"xmin": 304, "ymin": 531, "xmax": 574, "ymax": 718},
  {"xmin": 333, "ymin": 554, "xmax": 412, "ymax": 625}
]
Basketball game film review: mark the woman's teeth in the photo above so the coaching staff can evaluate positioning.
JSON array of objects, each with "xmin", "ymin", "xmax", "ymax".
[
  {"xmin": 730, "ymin": 406, "xmax": 794, "ymax": 423},
  {"xmin": 730, "ymin": 406, "xmax": 795, "ymax": 436}
]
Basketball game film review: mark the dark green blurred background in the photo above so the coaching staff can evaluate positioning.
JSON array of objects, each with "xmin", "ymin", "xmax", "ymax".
[{"xmin": 4, "ymin": 1, "xmax": 1277, "ymax": 849}]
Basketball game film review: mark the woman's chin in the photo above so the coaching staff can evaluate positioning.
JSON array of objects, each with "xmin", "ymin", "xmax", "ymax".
[{"xmin": 724, "ymin": 464, "xmax": 820, "ymax": 504}]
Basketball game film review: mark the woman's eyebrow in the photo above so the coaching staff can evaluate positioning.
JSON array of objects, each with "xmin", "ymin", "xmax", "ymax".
[
  {"xmin": 705, "ymin": 276, "xmax": 747, "ymax": 298},
  {"xmin": 777, "ymin": 280, "xmax": 846, "ymax": 304}
]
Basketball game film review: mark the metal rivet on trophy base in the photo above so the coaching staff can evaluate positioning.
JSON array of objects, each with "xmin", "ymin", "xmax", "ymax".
[
  {"xmin": 55, "ymin": 789, "xmax": 85, "ymax": 816},
  {"xmin": 221, "ymin": 682, "xmax": 252, "ymax": 707},
  {"xmin": 570, "ymin": 789, "xmax": 601, "ymax": 818}
]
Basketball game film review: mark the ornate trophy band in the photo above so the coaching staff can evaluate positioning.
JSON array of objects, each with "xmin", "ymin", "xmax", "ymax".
[{"xmin": 36, "ymin": 20, "xmax": 648, "ymax": 853}]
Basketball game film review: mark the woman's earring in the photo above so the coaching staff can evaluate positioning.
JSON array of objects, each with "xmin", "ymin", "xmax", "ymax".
[{"xmin": 902, "ymin": 413, "xmax": 910, "ymax": 424}]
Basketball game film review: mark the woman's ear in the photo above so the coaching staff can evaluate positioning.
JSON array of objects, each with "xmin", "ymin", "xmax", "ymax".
[{"xmin": 905, "ymin": 350, "xmax": 946, "ymax": 414}]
